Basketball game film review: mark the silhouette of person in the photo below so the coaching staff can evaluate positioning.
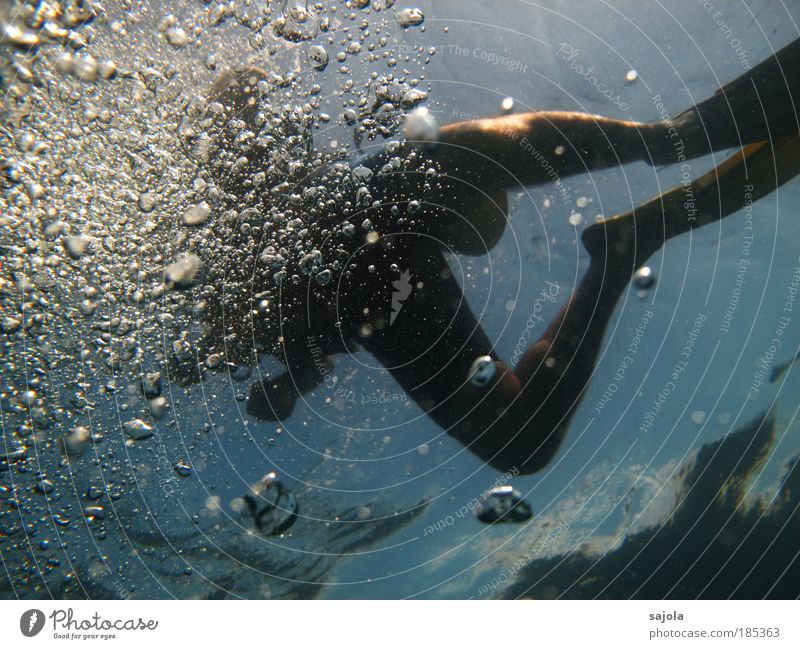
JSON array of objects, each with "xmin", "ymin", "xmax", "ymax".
[{"xmin": 183, "ymin": 38, "xmax": 800, "ymax": 474}]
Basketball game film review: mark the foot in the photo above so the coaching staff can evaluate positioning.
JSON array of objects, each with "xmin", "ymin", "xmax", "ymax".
[{"xmin": 581, "ymin": 210, "xmax": 664, "ymax": 272}]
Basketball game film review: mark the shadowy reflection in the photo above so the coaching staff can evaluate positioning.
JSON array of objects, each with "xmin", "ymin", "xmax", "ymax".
[{"xmin": 502, "ymin": 410, "xmax": 800, "ymax": 599}]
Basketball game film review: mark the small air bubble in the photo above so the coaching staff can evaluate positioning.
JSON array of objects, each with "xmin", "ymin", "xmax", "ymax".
[
  {"xmin": 568, "ymin": 212, "xmax": 582, "ymax": 226},
  {"xmin": 691, "ymin": 410, "xmax": 706, "ymax": 425}
]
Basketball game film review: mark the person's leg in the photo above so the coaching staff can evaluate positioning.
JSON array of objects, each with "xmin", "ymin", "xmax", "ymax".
[
  {"xmin": 672, "ymin": 37, "xmax": 800, "ymax": 161},
  {"xmin": 582, "ymin": 135, "xmax": 800, "ymax": 268},
  {"xmin": 428, "ymin": 38, "xmax": 800, "ymax": 192},
  {"xmin": 452, "ymin": 136, "xmax": 800, "ymax": 473},
  {"xmin": 433, "ymin": 112, "xmax": 660, "ymax": 190}
]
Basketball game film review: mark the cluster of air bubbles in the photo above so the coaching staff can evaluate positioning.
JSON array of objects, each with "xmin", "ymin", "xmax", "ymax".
[
  {"xmin": 1, "ymin": 0, "xmax": 106, "ymax": 96},
  {"xmin": 0, "ymin": 0, "xmax": 445, "ymax": 590},
  {"xmin": 157, "ymin": 14, "xmax": 191, "ymax": 48},
  {"xmin": 274, "ymin": 4, "xmax": 323, "ymax": 42},
  {"xmin": 55, "ymin": 51, "xmax": 117, "ymax": 82}
]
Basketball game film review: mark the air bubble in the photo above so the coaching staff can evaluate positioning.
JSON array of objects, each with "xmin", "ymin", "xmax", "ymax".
[
  {"xmin": 165, "ymin": 27, "xmax": 189, "ymax": 48},
  {"xmin": 63, "ymin": 235, "xmax": 89, "ymax": 259},
  {"xmin": 183, "ymin": 202, "xmax": 211, "ymax": 226},
  {"xmin": 633, "ymin": 266, "xmax": 656, "ymax": 290},
  {"xmin": 474, "ymin": 486, "xmax": 533, "ymax": 524},
  {"xmin": 123, "ymin": 418, "xmax": 155, "ymax": 440},
  {"xmin": 403, "ymin": 106, "xmax": 438, "ymax": 146},
  {"xmin": 316, "ymin": 269, "xmax": 332, "ymax": 285},
  {"xmin": 173, "ymin": 459, "xmax": 192, "ymax": 477},
  {"xmin": 307, "ymin": 45, "xmax": 329, "ymax": 70},
  {"xmin": 396, "ymin": 8, "xmax": 425, "ymax": 28},
  {"xmin": 468, "ymin": 356, "xmax": 496, "ymax": 388},
  {"xmin": 244, "ymin": 472, "xmax": 299, "ymax": 536},
  {"xmin": 166, "ymin": 254, "xmax": 202, "ymax": 289}
]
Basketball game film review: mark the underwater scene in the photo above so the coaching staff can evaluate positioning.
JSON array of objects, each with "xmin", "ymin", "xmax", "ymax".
[{"xmin": 2, "ymin": 0, "xmax": 800, "ymax": 600}]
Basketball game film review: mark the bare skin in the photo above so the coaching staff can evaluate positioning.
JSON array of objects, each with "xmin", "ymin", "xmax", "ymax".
[{"xmin": 199, "ymin": 39, "xmax": 800, "ymax": 474}]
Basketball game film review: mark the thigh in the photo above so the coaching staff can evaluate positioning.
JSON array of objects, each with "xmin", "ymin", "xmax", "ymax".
[{"xmin": 340, "ymin": 234, "xmax": 495, "ymax": 418}]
